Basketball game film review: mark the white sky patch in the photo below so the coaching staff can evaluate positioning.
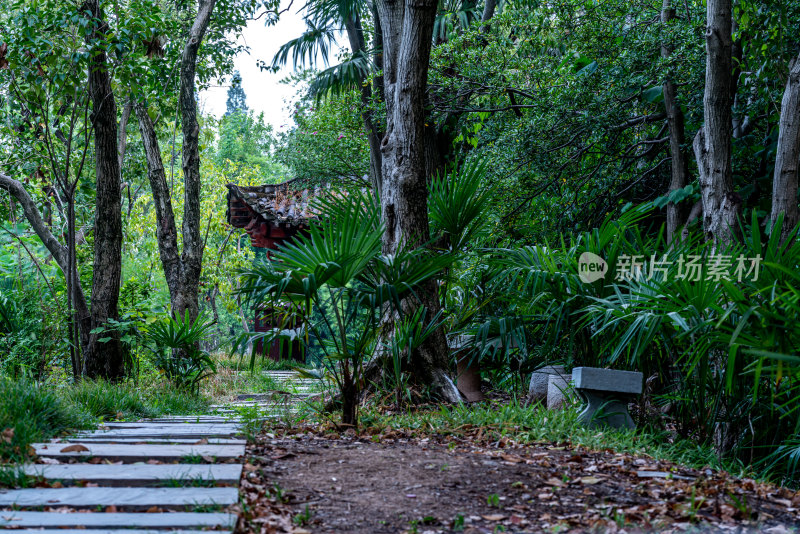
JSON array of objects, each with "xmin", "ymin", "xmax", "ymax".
[{"xmin": 199, "ymin": 1, "xmax": 344, "ymax": 133}]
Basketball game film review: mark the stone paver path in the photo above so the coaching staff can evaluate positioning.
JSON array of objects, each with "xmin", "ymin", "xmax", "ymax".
[
  {"xmin": 1, "ymin": 416, "xmax": 244, "ymax": 532},
  {"xmin": 0, "ymin": 369, "xmax": 324, "ymax": 532}
]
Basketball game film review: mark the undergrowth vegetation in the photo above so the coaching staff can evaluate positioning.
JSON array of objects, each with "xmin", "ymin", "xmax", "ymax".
[{"xmin": 0, "ymin": 377, "xmax": 210, "ymax": 464}]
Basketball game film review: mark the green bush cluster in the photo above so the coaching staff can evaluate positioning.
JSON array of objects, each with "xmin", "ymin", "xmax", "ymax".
[{"xmin": 473, "ymin": 207, "xmax": 800, "ymax": 484}]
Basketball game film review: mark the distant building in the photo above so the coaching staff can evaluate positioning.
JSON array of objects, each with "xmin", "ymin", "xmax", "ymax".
[{"xmin": 226, "ymin": 178, "xmax": 320, "ymax": 362}]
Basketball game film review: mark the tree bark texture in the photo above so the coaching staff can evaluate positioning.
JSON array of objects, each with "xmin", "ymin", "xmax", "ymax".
[
  {"xmin": 771, "ymin": 53, "xmax": 800, "ymax": 241},
  {"xmin": 344, "ymin": 12, "xmax": 383, "ymax": 193},
  {"xmin": 134, "ymin": 0, "xmax": 216, "ymax": 322},
  {"xmin": 376, "ymin": 0, "xmax": 462, "ymax": 403},
  {"xmin": 661, "ymin": 0, "xmax": 689, "ymax": 244},
  {"xmin": 693, "ymin": 0, "xmax": 739, "ymax": 245},
  {"xmin": 84, "ymin": 0, "xmax": 124, "ymax": 379},
  {"xmin": 177, "ymin": 0, "xmax": 217, "ymax": 322},
  {"xmin": 134, "ymin": 102, "xmax": 188, "ymax": 313}
]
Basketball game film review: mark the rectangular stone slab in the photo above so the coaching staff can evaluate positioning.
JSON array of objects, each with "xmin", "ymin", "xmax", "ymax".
[
  {"xmin": 0, "ymin": 487, "xmax": 238, "ymax": 510},
  {"xmin": 73, "ymin": 427, "xmax": 242, "ymax": 439},
  {"xmin": 53, "ymin": 437, "xmax": 246, "ymax": 445},
  {"xmin": 97, "ymin": 421, "xmax": 242, "ymax": 433},
  {"xmin": 22, "ymin": 463, "xmax": 242, "ymax": 486},
  {"xmin": 12, "ymin": 531, "xmax": 230, "ymax": 534},
  {"xmin": 0, "ymin": 511, "xmax": 236, "ymax": 529},
  {"xmin": 32, "ymin": 443, "xmax": 245, "ymax": 462},
  {"xmin": 571, "ymin": 367, "xmax": 643, "ymax": 394}
]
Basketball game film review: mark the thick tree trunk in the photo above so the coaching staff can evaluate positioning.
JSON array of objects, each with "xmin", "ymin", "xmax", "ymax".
[
  {"xmin": 771, "ymin": 53, "xmax": 800, "ymax": 241},
  {"xmin": 377, "ymin": 0, "xmax": 461, "ymax": 403},
  {"xmin": 133, "ymin": 1, "xmax": 215, "ymax": 322},
  {"xmin": 661, "ymin": 0, "xmax": 689, "ymax": 244},
  {"xmin": 177, "ymin": 0, "xmax": 217, "ymax": 323},
  {"xmin": 693, "ymin": 0, "xmax": 739, "ymax": 245},
  {"xmin": 84, "ymin": 0, "xmax": 124, "ymax": 379}
]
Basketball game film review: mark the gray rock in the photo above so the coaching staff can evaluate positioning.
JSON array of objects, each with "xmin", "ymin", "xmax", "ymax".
[
  {"xmin": 546, "ymin": 373, "xmax": 574, "ymax": 410},
  {"xmin": 571, "ymin": 367, "xmax": 643, "ymax": 394},
  {"xmin": 528, "ymin": 365, "xmax": 567, "ymax": 402},
  {"xmin": 572, "ymin": 367, "xmax": 643, "ymax": 429}
]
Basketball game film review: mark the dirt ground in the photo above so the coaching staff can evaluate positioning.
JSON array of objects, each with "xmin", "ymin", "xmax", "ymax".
[{"xmin": 238, "ymin": 427, "xmax": 800, "ymax": 534}]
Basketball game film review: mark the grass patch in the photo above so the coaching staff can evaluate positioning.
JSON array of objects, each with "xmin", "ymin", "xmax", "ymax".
[
  {"xmin": 64, "ymin": 380, "xmax": 155, "ymax": 420},
  {"xmin": 358, "ymin": 399, "xmax": 743, "ymax": 477},
  {"xmin": 0, "ymin": 377, "xmax": 94, "ymax": 463}
]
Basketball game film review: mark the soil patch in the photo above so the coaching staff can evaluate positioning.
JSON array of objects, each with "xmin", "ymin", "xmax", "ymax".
[{"xmin": 240, "ymin": 428, "xmax": 800, "ymax": 533}]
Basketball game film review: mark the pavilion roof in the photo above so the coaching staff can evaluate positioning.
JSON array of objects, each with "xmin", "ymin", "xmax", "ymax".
[{"xmin": 225, "ymin": 179, "xmax": 322, "ymax": 228}]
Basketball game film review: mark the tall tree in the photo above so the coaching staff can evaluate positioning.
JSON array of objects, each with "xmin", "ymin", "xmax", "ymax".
[
  {"xmin": 83, "ymin": 0, "xmax": 124, "ymax": 378},
  {"xmin": 771, "ymin": 52, "xmax": 800, "ymax": 241},
  {"xmin": 693, "ymin": 0, "xmax": 739, "ymax": 244},
  {"xmin": 135, "ymin": 0, "xmax": 217, "ymax": 322},
  {"xmin": 225, "ymin": 70, "xmax": 247, "ymax": 115},
  {"xmin": 376, "ymin": 0, "xmax": 461, "ymax": 403},
  {"xmin": 0, "ymin": 0, "xmax": 124, "ymax": 379},
  {"xmin": 661, "ymin": 0, "xmax": 689, "ymax": 244}
]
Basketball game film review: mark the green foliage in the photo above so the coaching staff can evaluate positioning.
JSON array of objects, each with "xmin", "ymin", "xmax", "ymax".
[
  {"xmin": 362, "ymin": 400, "xmax": 730, "ymax": 475},
  {"xmin": 276, "ymin": 84, "xmax": 370, "ymax": 185},
  {"xmin": 144, "ymin": 313, "xmax": 217, "ymax": 394},
  {"xmin": 0, "ymin": 377, "xmax": 94, "ymax": 462},
  {"xmin": 237, "ymin": 190, "xmax": 454, "ymax": 425},
  {"xmin": 63, "ymin": 379, "xmax": 155, "ymax": 420}
]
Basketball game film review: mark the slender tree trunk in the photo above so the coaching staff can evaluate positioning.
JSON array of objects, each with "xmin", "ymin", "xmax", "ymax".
[
  {"xmin": 661, "ymin": 0, "xmax": 689, "ymax": 244},
  {"xmin": 83, "ymin": 0, "xmax": 124, "ymax": 379},
  {"xmin": 377, "ymin": 0, "xmax": 461, "ymax": 403},
  {"xmin": 693, "ymin": 0, "xmax": 740, "ymax": 245},
  {"xmin": 0, "ymin": 173, "xmax": 92, "ymax": 367},
  {"xmin": 134, "ymin": 101, "xmax": 186, "ymax": 311},
  {"xmin": 178, "ymin": 0, "xmax": 216, "ymax": 323},
  {"xmin": 344, "ymin": 12, "xmax": 383, "ymax": 193},
  {"xmin": 771, "ymin": 53, "xmax": 800, "ymax": 241}
]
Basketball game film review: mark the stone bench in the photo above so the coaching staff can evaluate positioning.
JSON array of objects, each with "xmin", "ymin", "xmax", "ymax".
[{"xmin": 572, "ymin": 367, "xmax": 643, "ymax": 429}]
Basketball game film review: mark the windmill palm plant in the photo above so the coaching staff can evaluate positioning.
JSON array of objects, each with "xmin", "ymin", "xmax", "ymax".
[
  {"xmin": 237, "ymin": 190, "xmax": 453, "ymax": 426},
  {"xmin": 577, "ymin": 211, "xmax": 800, "ymax": 480}
]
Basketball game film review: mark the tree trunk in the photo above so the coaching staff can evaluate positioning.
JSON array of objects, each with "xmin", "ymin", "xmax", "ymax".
[
  {"xmin": 177, "ymin": 0, "xmax": 217, "ymax": 323},
  {"xmin": 377, "ymin": 0, "xmax": 461, "ymax": 403},
  {"xmin": 84, "ymin": 0, "xmax": 124, "ymax": 379},
  {"xmin": 693, "ymin": 0, "xmax": 739, "ymax": 245},
  {"xmin": 134, "ymin": 0, "xmax": 216, "ymax": 322},
  {"xmin": 661, "ymin": 0, "xmax": 689, "ymax": 245},
  {"xmin": 0, "ymin": 174, "xmax": 92, "ymax": 367},
  {"xmin": 771, "ymin": 53, "xmax": 800, "ymax": 241},
  {"xmin": 134, "ymin": 101, "xmax": 186, "ymax": 312},
  {"xmin": 344, "ymin": 12, "xmax": 383, "ymax": 193}
]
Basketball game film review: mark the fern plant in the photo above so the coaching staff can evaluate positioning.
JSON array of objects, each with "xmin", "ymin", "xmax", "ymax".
[{"xmin": 144, "ymin": 313, "xmax": 216, "ymax": 394}]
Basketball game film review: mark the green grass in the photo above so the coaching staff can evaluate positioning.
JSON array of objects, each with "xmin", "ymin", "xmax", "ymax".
[
  {"xmin": 358, "ymin": 399, "xmax": 744, "ymax": 477},
  {"xmin": 0, "ymin": 377, "xmax": 95, "ymax": 463},
  {"xmin": 64, "ymin": 379, "xmax": 209, "ymax": 420},
  {"xmin": 0, "ymin": 376, "xmax": 210, "ymax": 476}
]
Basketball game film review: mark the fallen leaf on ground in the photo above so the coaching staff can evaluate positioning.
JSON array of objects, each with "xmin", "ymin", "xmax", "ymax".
[
  {"xmin": 59, "ymin": 444, "xmax": 89, "ymax": 453},
  {"xmin": 481, "ymin": 514, "xmax": 506, "ymax": 521},
  {"xmin": 580, "ymin": 476, "xmax": 602, "ymax": 485},
  {"xmin": 545, "ymin": 477, "xmax": 566, "ymax": 487}
]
